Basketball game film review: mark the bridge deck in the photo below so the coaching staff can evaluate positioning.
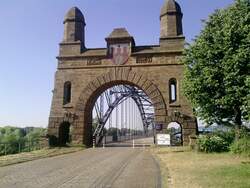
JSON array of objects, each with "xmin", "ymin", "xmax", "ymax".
[{"xmin": 103, "ymin": 136, "xmax": 155, "ymax": 147}]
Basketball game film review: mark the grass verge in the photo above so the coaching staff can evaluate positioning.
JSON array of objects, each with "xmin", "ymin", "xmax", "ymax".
[
  {"xmin": 0, "ymin": 147, "xmax": 84, "ymax": 167},
  {"xmin": 151, "ymin": 147, "xmax": 250, "ymax": 188}
]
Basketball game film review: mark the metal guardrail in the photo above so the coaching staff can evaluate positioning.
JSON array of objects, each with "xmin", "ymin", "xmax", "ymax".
[{"xmin": 0, "ymin": 140, "xmax": 43, "ymax": 156}]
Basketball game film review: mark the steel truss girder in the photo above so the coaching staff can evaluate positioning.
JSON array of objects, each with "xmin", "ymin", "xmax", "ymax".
[{"xmin": 93, "ymin": 85, "xmax": 154, "ymax": 145}]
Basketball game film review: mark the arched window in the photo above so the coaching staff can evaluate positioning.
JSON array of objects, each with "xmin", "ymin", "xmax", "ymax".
[
  {"xmin": 169, "ymin": 78, "xmax": 177, "ymax": 103},
  {"xmin": 63, "ymin": 81, "xmax": 71, "ymax": 105}
]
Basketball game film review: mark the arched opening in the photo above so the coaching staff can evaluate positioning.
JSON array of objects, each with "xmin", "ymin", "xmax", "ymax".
[
  {"xmin": 63, "ymin": 81, "xmax": 71, "ymax": 105},
  {"xmin": 72, "ymin": 69, "xmax": 169, "ymax": 147},
  {"xmin": 167, "ymin": 122, "xmax": 182, "ymax": 146},
  {"xmin": 58, "ymin": 122, "xmax": 71, "ymax": 146},
  {"xmin": 169, "ymin": 78, "xmax": 177, "ymax": 103},
  {"xmin": 83, "ymin": 82, "xmax": 157, "ymax": 147},
  {"xmin": 92, "ymin": 84, "xmax": 155, "ymax": 146}
]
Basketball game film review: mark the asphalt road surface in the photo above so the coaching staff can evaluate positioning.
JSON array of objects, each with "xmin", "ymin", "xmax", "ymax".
[{"xmin": 0, "ymin": 147, "xmax": 161, "ymax": 188}]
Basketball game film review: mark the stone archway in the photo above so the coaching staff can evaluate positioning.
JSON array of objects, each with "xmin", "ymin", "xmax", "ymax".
[
  {"xmin": 165, "ymin": 114, "xmax": 198, "ymax": 145},
  {"xmin": 48, "ymin": 1, "xmax": 199, "ymax": 147},
  {"xmin": 167, "ymin": 122, "xmax": 183, "ymax": 146},
  {"xmin": 72, "ymin": 68, "xmax": 168, "ymax": 146}
]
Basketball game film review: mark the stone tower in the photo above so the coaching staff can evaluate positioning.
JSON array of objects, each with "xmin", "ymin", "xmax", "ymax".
[
  {"xmin": 160, "ymin": 0, "xmax": 184, "ymax": 49},
  {"xmin": 60, "ymin": 7, "xmax": 86, "ymax": 55}
]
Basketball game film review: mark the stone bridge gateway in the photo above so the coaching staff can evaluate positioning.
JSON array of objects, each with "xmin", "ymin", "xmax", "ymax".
[{"xmin": 47, "ymin": 0, "xmax": 198, "ymax": 147}]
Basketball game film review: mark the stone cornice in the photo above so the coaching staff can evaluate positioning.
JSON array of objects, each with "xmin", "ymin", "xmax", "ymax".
[
  {"xmin": 57, "ymin": 63, "xmax": 184, "ymax": 70},
  {"xmin": 57, "ymin": 50, "xmax": 183, "ymax": 61}
]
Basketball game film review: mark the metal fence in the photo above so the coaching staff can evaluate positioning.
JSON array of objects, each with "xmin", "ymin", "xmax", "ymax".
[{"xmin": 0, "ymin": 140, "xmax": 44, "ymax": 156}]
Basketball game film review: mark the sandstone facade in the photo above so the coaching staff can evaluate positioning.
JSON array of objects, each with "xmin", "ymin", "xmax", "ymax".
[{"xmin": 48, "ymin": 1, "xmax": 198, "ymax": 146}]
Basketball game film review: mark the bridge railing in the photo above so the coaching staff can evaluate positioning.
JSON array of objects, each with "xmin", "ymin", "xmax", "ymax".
[
  {"xmin": 0, "ymin": 139, "xmax": 45, "ymax": 156},
  {"xmin": 97, "ymin": 134, "xmax": 153, "ymax": 145}
]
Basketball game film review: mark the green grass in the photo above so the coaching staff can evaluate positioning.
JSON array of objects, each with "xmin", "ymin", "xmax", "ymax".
[
  {"xmin": 151, "ymin": 147, "xmax": 250, "ymax": 188},
  {"xmin": 196, "ymin": 163, "xmax": 250, "ymax": 188}
]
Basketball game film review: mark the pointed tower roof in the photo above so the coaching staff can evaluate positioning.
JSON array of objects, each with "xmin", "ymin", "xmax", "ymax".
[
  {"xmin": 160, "ymin": 0, "xmax": 182, "ymax": 17},
  {"xmin": 107, "ymin": 28, "xmax": 132, "ymax": 39},
  {"xmin": 105, "ymin": 28, "xmax": 135, "ymax": 50},
  {"xmin": 64, "ymin": 7, "xmax": 85, "ymax": 24}
]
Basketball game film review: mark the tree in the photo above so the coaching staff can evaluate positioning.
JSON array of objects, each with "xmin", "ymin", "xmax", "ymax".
[
  {"xmin": 0, "ymin": 127, "xmax": 23, "ymax": 154},
  {"xmin": 0, "ymin": 126, "xmax": 47, "ymax": 155},
  {"xmin": 182, "ymin": 0, "xmax": 250, "ymax": 138},
  {"xmin": 25, "ymin": 128, "xmax": 46, "ymax": 141}
]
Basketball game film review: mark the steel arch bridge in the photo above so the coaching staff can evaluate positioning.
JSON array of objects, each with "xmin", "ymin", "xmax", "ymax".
[{"xmin": 93, "ymin": 85, "xmax": 154, "ymax": 145}]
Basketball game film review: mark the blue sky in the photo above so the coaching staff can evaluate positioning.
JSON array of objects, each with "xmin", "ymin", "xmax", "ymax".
[{"xmin": 0, "ymin": 0, "xmax": 234, "ymax": 127}]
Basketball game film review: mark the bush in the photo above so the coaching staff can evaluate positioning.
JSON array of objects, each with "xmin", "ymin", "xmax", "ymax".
[
  {"xmin": 230, "ymin": 136, "xmax": 250, "ymax": 156},
  {"xmin": 213, "ymin": 130, "xmax": 235, "ymax": 146},
  {"xmin": 238, "ymin": 127, "xmax": 250, "ymax": 138},
  {"xmin": 197, "ymin": 135, "xmax": 229, "ymax": 153}
]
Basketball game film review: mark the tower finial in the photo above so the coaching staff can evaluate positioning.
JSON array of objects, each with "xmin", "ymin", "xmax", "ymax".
[
  {"xmin": 63, "ymin": 7, "xmax": 86, "ymax": 45},
  {"xmin": 159, "ymin": 0, "xmax": 184, "ymax": 48},
  {"xmin": 160, "ymin": 0, "xmax": 183, "ymax": 38}
]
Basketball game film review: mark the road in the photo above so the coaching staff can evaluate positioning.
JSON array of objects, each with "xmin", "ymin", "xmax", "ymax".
[{"xmin": 0, "ymin": 147, "xmax": 161, "ymax": 188}]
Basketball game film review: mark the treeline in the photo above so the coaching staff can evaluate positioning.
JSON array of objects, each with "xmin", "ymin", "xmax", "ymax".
[{"xmin": 0, "ymin": 126, "xmax": 47, "ymax": 155}]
